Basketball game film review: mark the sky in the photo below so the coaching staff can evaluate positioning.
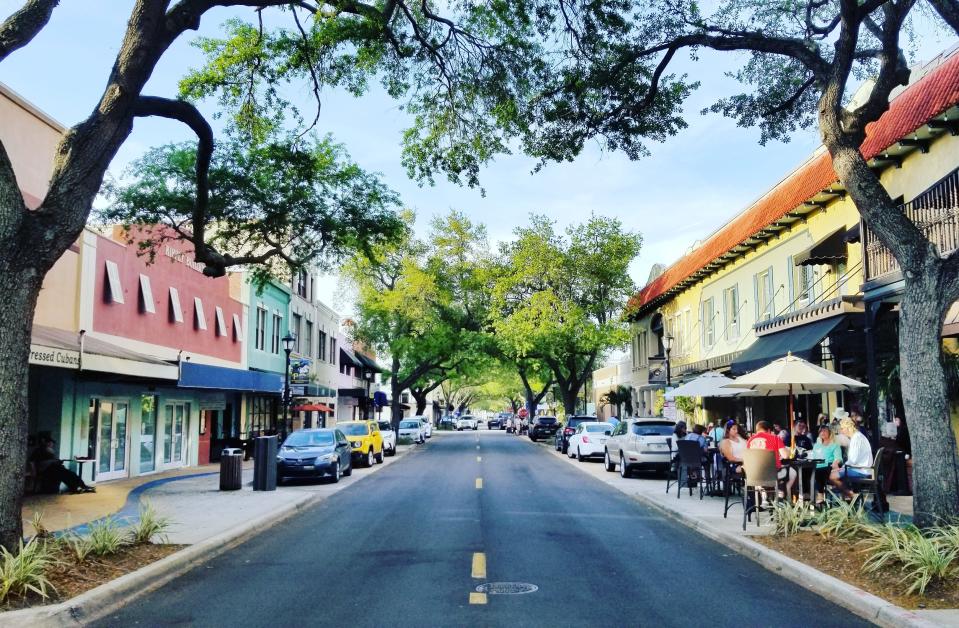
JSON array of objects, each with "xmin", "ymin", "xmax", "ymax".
[{"xmin": 1, "ymin": 2, "xmax": 955, "ymax": 317}]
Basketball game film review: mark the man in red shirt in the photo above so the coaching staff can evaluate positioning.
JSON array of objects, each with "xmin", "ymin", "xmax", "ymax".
[{"xmin": 747, "ymin": 421, "xmax": 796, "ymax": 497}]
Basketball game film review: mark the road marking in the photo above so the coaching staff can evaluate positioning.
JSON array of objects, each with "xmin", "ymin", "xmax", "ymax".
[
  {"xmin": 469, "ymin": 592, "xmax": 488, "ymax": 605},
  {"xmin": 476, "ymin": 445, "xmax": 480, "ymax": 450},
  {"xmin": 471, "ymin": 552, "xmax": 486, "ymax": 579},
  {"xmin": 475, "ymin": 478, "xmax": 483, "ymax": 490},
  {"xmin": 477, "ymin": 456, "xmax": 482, "ymax": 462}
]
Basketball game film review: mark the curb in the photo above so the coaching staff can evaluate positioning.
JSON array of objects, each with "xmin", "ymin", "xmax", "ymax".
[
  {"xmin": 545, "ymin": 446, "xmax": 941, "ymax": 628},
  {"xmin": 0, "ymin": 444, "xmax": 416, "ymax": 628}
]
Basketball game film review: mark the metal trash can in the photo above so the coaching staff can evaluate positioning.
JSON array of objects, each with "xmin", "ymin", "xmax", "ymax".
[
  {"xmin": 253, "ymin": 436, "xmax": 278, "ymax": 491},
  {"xmin": 219, "ymin": 448, "xmax": 243, "ymax": 491}
]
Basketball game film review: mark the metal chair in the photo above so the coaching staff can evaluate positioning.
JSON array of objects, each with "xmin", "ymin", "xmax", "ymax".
[
  {"xmin": 721, "ymin": 459, "xmax": 744, "ymax": 518},
  {"xmin": 665, "ymin": 437, "xmax": 677, "ymax": 494},
  {"xmin": 845, "ymin": 447, "xmax": 886, "ymax": 519},
  {"xmin": 675, "ymin": 440, "xmax": 706, "ymax": 500},
  {"xmin": 741, "ymin": 448, "xmax": 778, "ymax": 531}
]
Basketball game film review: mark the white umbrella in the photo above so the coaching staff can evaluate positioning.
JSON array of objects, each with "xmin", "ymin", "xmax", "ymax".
[
  {"xmin": 664, "ymin": 371, "xmax": 752, "ymax": 399},
  {"xmin": 722, "ymin": 353, "xmax": 867, "ymax": 447}
]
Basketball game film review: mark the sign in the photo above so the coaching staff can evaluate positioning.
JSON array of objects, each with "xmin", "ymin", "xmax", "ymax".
[
  {"xmin": 517, "ymin": 408, "xmax": 529, "ymax": 418},
  {"xmin": 289, "ymin": 355, "xmax": 312, "ymax": 384},
  {"xmin": 663, "ymin": 400, "xmax": 677, "ymax": 420},
  {"xmin": 29, "ymin": 344, "xmax": 80, "ymax": 369},
  {"xmin": 290, "ymin": 385, "xmax": 306, "ymax": 396},
  {"xmin": 648, "ymin": 357, "xmax": 667, "ymax": 386}
]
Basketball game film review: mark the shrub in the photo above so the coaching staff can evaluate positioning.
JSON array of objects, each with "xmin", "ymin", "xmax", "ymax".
[
  {"xmin": 860, "ymin": 523, "xmax": 919, "ymax": 574},
  {"xmin": 0, "ymin": 539, "xmax": 56, "ymax": 602},
  {"xmin": 771, "ymin": 501, "xmax": 808, "ymax": 537},
  {"xmin": 397, "ymin": 437, "xmax": 413, "ymax": 445},
  {"xmin": 87, "ymin": 518, "xmax": 127, "ymax": 556},
  {"xmin": 127, "ymin": 502, "xmax": 171, "ymax": 545},
  {"xmin": 814, "ymin": 496, "xmax": 870, "ymax": 540},
  {"xmin": 30, "ymin": 511, "xmax": 50, "ymax": 540},
  {"xmin": 898, "ymin": 532, "xmax": 958, "ymax": 595},
  {"xmin": 65, "ymin": 533, "xmax": 94, "ymax": 563},
  {"xmin": 860, "ymin": 522, "xmax": 959, "ymax": 596}
]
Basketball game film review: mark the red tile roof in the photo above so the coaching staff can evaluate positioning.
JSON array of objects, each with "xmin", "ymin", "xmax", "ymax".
[{"xmin": 627, "ymin": 50, "xmax": 959, "ymax": 317}]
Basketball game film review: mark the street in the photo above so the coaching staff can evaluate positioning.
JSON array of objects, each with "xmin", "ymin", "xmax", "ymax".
[{"xmin": 97, "ymin": 431, "xmax": 872, "ymax": 628}]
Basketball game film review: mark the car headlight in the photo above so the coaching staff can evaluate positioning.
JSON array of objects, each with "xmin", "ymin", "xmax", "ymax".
[
  {"xmin": 351, "ymin": 440, "xmax": 361, "ymax": 447},
  {"xmin": 321, "ymin": 453, "xmax": 338, "ymax": 462},
  {"xmin": 276, "ymin": 455, "xmax": 284, "ymax": 462}
]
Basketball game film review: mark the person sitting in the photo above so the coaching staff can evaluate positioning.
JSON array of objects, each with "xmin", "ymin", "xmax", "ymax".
[
  {"xmin": 773, "ymin": 422, "xmax": 790, "ymax": 446},
  {"xmin": 685, "ymin": 424, "xmax": 708, "ymax": 452},
  {"xmin": 832, "ymin": 408, "xmax": 851, "ymax": 447},
  {"xmin": 673, "ymin": 420, "xmax": 688, "ymax": 440},
  {"xmin": 30, "ymin": 436, "xmax": 95, "ymax": 494},
  {"xmin": 707, "ymin": 421, "xmax": 725, "ymax": 445},
  {"xmin": 830, "ymin": 417, "xmax": 874, "ymax": 500},
  {"xmin": 812, "ymin": 425, "xmax": 842, "ymax": 504},
  {"xmin": 793, "ymin": 421, "xmax": 813, "ymax": 451},
  {"xmin": 746, "ymin": 420, "xmax": 796, "ymax": 499},
  {"xmin": 719, "ymin": 421, "xmax": 747, "ymax": 474}
]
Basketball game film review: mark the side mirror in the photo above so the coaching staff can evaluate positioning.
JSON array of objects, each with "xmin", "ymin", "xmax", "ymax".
[{"xmin": 604, "ymin": 430, "xmax": 612, "ymax": 436}]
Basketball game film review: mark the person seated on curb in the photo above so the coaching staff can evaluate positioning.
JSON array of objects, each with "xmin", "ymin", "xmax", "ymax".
[
  {"xmin": 719, "ymin": 421, "xmax": 747, "ymax": 474},
  {"xmin": 30, "ymin": 436, "xmax": 95, "ymax": 494},
  {"xmin": 830, "ymin": 417, "xmax": 873, "ymax": 500},
  {"xmin": 746, "ymin": 421, "xmax": 796, "ymax": 499},
  {"xmin": 812, "ymin": 424, "xmax": 842, "ymax": 504}
]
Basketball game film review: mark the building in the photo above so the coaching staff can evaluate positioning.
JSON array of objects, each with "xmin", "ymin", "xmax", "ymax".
[
  {"xmin": 287, "ymin": 269, "xmax": 339, "ymax": 428},
  {"xmin": 592, "ymin": 355, "xmax": 633, "ymax": 419},
  {"xmin": 626, "ymin": 47, "xmax": 959, "ymax": 436}
]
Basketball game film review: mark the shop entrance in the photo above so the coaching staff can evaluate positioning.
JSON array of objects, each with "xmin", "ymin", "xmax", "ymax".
[
  {"xmin": 91, "ymin": 399, "xmax": 131, "ymax": 481},
  {"xmin": 162, "ymin": 401, "xmax": 190, "ymax": 468},
  {"xmin": 208, "ymin": 404, "xmax": 238, "ymax": 462}
]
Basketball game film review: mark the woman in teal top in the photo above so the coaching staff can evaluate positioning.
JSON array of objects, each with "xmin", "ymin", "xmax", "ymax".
[{"xmin": 812, "ymin": 424, "xmax": 842, "ymax": 502}]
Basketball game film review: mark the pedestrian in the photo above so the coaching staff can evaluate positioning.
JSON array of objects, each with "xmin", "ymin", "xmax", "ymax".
[{"xmin": 30, "ymin": 436, "xmax": 95, "ymax": 494}]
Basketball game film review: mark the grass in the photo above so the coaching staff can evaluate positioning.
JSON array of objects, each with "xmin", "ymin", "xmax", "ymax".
[
  {"xmin": 0, "ymin": 539, "xmax": 57, "ymax": 603},
  {"xmin": 127, "ymin": 502, "xmax": 172, "ymax": 545}
]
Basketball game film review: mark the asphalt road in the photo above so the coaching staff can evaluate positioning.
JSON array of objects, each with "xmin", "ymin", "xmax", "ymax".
[{"xmin": 96, "ymin": 431, "xmax": 873, "ymax": 628}]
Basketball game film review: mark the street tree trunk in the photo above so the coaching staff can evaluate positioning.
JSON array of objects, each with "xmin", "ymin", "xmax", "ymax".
[
  {"xmin": 412, "ymin": 391, "xmax": 427, "ymax": 416},
  {"xmin": 390, "ymin": 357, "xmax": 403, "ymax": 432}
]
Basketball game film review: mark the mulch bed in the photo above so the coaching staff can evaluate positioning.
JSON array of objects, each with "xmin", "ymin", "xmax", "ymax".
[
  {"xmin": 757, "ymin": 531, "xmax": 959, "ymax": 610},
  {"xmin": 1, "ymin": 543, "xmax": 185, "ymax": 611}
]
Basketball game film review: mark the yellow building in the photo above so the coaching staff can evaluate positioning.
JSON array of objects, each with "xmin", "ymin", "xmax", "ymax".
[{"xmin": 626, "ymin": 48, "xmax": 959, "ymax": 432}]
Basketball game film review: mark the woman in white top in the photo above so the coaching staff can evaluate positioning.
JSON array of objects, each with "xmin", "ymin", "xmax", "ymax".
[
  {"xmin": 830, "ymin": 417, "xmax": 873, "ymax": 499},
  {"xmin": 719, "ymin": 422, "xmax": 747, "ymax": 474}
]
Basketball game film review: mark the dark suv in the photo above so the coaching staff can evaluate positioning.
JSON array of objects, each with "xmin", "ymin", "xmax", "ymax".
[
  {"xmin": 555, "ymin": 416, "xmax": 598, "ymax": 454},
  {"xmin": 529, "ymin": 416, "xmax": 559, "ymax": 442}
]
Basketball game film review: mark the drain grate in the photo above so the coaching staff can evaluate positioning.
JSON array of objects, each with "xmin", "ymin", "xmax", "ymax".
[{"xmin": 475, "ymin": 582, "xmax": 538, "ymax": 595}]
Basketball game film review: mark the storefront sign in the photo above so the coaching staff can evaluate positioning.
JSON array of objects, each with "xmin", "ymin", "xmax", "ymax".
[
  {"xmin": 199, "ymin": 394, "xmax": 227, "ymax": 410},
  {"xmin": 290, "ymin": 355, "xmax": 312, "ymax": 384},
  {"xmin": 29, "ymin": 344, "xmax": 80, "ymax": 369}
]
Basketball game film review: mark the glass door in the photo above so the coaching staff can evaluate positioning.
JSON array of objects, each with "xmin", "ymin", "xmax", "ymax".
[
  {"xmin": 95, "ymin": 400, "xmax": 130, "ymax": 481},
  {"xmin": 162, "ymin": 401, "xmax": 190, "ymax": 467},
  {"xmin": 139, "ymin": 395, "xmax": 158, "ymax": 473}
]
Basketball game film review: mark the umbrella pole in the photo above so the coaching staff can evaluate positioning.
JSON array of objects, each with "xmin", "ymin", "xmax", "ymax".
[{"xmin": 788, "ymin": 383, "xmax": 795, "ymax": 450}]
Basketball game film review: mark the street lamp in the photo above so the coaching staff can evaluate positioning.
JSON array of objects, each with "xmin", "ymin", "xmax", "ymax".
[
  {"xmin": 281, "ymin": 332, "xmax": 295, "ymax": 440},
  {"xmin": 362, "ymin": 369, "xmax": 374, "ymax": 420},
  {"xmin": 663, "ymin": 333, "xmax": 674, "ymax": 387}
]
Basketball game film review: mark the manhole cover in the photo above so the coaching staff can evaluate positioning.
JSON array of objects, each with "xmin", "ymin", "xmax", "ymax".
[{"xmin": 475, "ymin": 582, "xmax": 538, "ymax": 595}]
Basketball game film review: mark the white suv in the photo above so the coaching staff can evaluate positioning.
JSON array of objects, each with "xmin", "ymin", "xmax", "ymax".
[
  {"xmin": 456, "ymin": 416, "xmax": 478, "ymax": 431},
  {"xmin": 604, "ymin": 418, "xmax": 675, "ymax": 478},
  {"xmin": 377, "ymin": 420, "xmax": 397, "ymax": 456},
  {"xmin": 412, "ymin": 415, "xmax": 432, "ymax": 438}
]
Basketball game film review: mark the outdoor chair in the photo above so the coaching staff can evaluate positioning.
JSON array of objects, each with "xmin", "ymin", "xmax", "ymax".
[
  {"xmin": 845, "ymin": 447, "xmax": 887, "ymax": 519},
  {"xmin": 721, "ymin": 460, "xmax": 744, "ymax": 518},
  {"xmin": 741, "ymin": 448, "xmax": 778, "ymax": 531},
  {"xmin": 665, "ymin": 437, "xmax": 677, "ymax": 494},
  {"xmin": 674, "ymin": 440, "xmax": 706, "ymax": 500}
]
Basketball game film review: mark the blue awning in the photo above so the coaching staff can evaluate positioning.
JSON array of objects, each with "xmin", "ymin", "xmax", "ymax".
[{"xmin": 178, "ymin": 362, "xmax": 283, "ymax": 393}]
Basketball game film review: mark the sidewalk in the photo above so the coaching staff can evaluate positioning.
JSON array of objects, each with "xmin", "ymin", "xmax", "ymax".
[{"xmin": 541, "ymin": 442, "xmax": 956, "ymax": 628}]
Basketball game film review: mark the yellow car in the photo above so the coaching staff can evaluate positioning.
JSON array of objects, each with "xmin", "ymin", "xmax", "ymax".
[{"xmin": 337, "ymin": 420, "xmax": 384, "ymax": 467}]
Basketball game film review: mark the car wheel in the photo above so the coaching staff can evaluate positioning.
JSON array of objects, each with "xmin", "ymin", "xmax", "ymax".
[
  {"xmin": 330, "ymin": 462, "xmax": 341, "ymax": 484},
  {"xmin": 577, "ymin": 447, "xmax": 587, "ymax": 462},
  {"xmin": 529, "ymin": 435, "xmax": 537, "ymax": 442},
  {"xmin": 567, "ymin": 447, "xmax": 575, "ymax": 459},
  {"xmin": 386, "ymin": 445, "xmax": 396, "ymax": 457},
  {"xmin": 366, "ymin": 449, "xmax": 375, "ymax": 468},
  {"xmin": 620, "ymin": 454, "xmax": 631, "ymax": 479},
  {"xmin": 375, "ymin": 448, "xmax": 384, "ymax": 464},
  {"xmin": 604, "ymin": 451, "xmax": 616, "ymax": 473},
  {"xmin": 343, "ymin": 459, "xmax": 353, "ymax": 476}
]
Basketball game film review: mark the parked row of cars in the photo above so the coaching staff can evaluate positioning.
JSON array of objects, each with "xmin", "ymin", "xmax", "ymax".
[
  {"xmin": 553, "ymin": 417, "xmax": 676, "ymax": 478},
  {"xmin": 275, "ymin": 416, "xmax": 433, "ymax": 484}
]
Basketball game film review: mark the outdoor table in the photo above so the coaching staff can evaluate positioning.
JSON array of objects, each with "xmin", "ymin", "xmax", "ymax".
[
  {"xmin": 72, "ymin": 456, "xmax": 94, "ymax": 481},
  {"xmin": 782, "ymin": 458, "xmax": 818, "ymax": 504}
]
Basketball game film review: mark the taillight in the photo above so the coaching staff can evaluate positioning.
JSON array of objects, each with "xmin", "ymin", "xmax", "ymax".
[
  {"xmin": 582, "ymin": 435, "xmax": 590, "ymax": 443},
  {"xmin": 564, "ymin": 428, "xmax": 574, "ymax": 435}
]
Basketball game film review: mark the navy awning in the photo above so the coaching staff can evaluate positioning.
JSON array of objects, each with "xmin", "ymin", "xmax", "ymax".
[
  {"xmin": 178, "ymin": 362, "xmax": 283, "ymax": 393},
  {"xmin": 354, "ymin": 351, "xmax": 383, "ymax": 373},
  {"xmin": 730, "ymin": 316, "xmax": 847, "ymax": 375}
]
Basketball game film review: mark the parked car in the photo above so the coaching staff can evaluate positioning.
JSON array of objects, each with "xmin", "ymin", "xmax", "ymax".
[
  {"xmin": 276, "ymin": 428, "xmax": 353, "ymax": 484},
  {"xmin": 398, "ymin": 419, "xmax": 426, "ymax": 443},
  {"xmin": 412, "ymin": 415, "xmax": 432, "ymax": 438},
  {"xmin": 337, "ymin": 420, "xmax": 384, "ymax": 467},
  {"xmin": 439, "ymin": 415, "xmax": 457, "ymax": 429},
  {"xmin": 529, "ymin": 416, "xmax": 559, "ymax": 441},
  {"xmin": 566, "ymin": 422, "xmax": 614, "ymax": 461},
  {"xmin": 456, "ymin": 415, "xmax": 478, "ymax": 430},
  {"xmin": 555, "ymin": 415, "xmax": 599, "ymax": 454},
  {"xmin": 604, "ymin": 418, "xmax": 675, "ymax": 478},
  {"xmin": 377, "ymin": 420, "xmax": 397, "ymax": 456},
  {"xmin": 488, "ymin": 413, "xmax": 509, "ymax": 430}
]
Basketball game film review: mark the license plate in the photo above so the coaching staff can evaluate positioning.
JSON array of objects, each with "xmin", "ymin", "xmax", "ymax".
[
  {"xmin": 302, "ymin": 465, "xmax": 314, "ymax": 470},
  {"xmin": 599, "ymin": 438, "xmax": 608, "ymax": 444},
  {"xmin": 650, "ymin": 443, "xmax": 666, "ymax": 449}
]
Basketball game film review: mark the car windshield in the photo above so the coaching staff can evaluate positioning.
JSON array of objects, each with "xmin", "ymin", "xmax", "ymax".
[
  {"xmin": 283, "ymin": 431, "xmax": 335, "ymax": 447},
  {"xmin": 536, "ymin": 417, "xmax": 557, "ymax": 424},
  {"xmin": 585, "ymin": 424, "xmax": 613, "ymax": 433},
  {"xmin": 568, "ymin": 417, "xmax": 594, "ymax": 427},
  {"xmin": 632, "ymin": 423, "xmax": 675, "ymax": 436},
  {"xmin": 378, "ymin": 422, "xmax": 392, "ymax": 431},
  {"xmin": 399, "ymin": 421, "xmax": 419, "ymax": 428},
  {"xmin": 339, "ymin": 423, "xmax": 369, "ymax": 436}
]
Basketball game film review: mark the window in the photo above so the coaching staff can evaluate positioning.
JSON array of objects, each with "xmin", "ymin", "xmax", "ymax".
[
  {"xmin": 194, "ymin": 297, "xmax": 207, "ymax": 330},
  {"xmin": 139, "ymin": 274, "xmax": 155, "ymax": 314},
  {"xmin": 304, "ymin": 321, "xmax": 313, "ymax": 357},
  {"xmin": 639, "ymin": 331, "xmax": 648, "ymax": 366},
  {"xmin": 701, "ymin": 297, "xmax": 716, "ymax": 347},
  {"xmin": 792, "ymin": 263, "xmax": 817, "ymax": 306},
  {"xmin": 215, "ymin": 306, "xmax": 227, "ymax": 336},
  {"xmin": 754, "ymin": 268, "xmax": 775, "ymax": 322},
  {"xmin": 318, "ymin": 330, "xmax": 327, "ymax": 362},
  {"xmin": 271, "ymin": 313, "xmax": 282, "ymax": 354},
  {"xmin": 724, "ymin": 286, "xmax": 740, "ymax": 341},
  {"xmin": 232, "ymin": 313, "xmax": 243, "ymax": 342},
  {"xmin": 169, "ymin": 287, "xmax": 183, "ymax": 323},
  {"xmin": 105, "ymin": 260, "xmax": 124, "ymax": 304},
  {"xmin": 255, "ymin": 306, "xmax": 266, "ymax": 350},
  {"xmin": 295, "ymin": 270, "xmax": 310, "ymax": 299},
  {"xmin": 330, "ymin": 338, "xmax": 337, "ymax": 365},
  {"xmin": 291, "ymin": 313, "xmax": 302, "ymax": 352}
]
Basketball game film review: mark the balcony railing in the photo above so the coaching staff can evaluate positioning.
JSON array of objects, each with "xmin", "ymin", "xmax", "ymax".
[{"xmin": 864, "ymin": 167, "xmax": 959, "ymax": 281}]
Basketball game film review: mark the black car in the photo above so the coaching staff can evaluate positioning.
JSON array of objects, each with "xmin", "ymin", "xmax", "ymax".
[
  {"xmin": 276, "ymin": 428, "xmax": 353, "ymax": 484},
  {"xmin": 529, "ymin": 416, "xmax": 559, "ymax": 442},
  {"xmin": 555, "ymin": 416, "xmax": 599, "ymax": 454},
  {"xmin": 487, "ymin": 416, "xmax": 503, "ymax": 430}
]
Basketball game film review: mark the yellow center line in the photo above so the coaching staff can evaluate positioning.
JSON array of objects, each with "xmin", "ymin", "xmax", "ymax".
[
  {"xmin": 475, "ymin": 477, "xmax": 483, "ymax": 490},
  {"xmin": 471, "ymin": 552, "xmax": 487, "ymax": 579},
  {"xmin": 469, "ymin": 592, "xmax": 488, "ymax": 605}
]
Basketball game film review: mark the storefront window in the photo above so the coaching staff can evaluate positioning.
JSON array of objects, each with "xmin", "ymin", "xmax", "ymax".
[{"xmin": 140, "ymin": 395, "xmax": 157, "ymax": 473}]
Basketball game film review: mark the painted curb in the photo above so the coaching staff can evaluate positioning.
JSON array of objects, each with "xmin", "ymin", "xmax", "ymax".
[
  {"xmin": 547, "ymin": 446, "xmax": 942, "ymax": 628},
  {"xmin": 0, "ymin": 444, "xmax": 417, "ymax": 628}
]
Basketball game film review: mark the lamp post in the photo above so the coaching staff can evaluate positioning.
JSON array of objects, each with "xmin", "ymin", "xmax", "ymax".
[
  {"xmin": 663, "ymin": 333, "xmax": 674, "ymax": 387},
  {"xmin": 363, "ymin": 369, "xmax": 374, "ymax": 420},
  {"xmin": 281, "ymin": 332, "xmax": 295, "ymax": 440}
]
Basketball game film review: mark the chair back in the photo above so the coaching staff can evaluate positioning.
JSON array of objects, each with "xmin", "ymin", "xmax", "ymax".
[
  {"xmin": 665, "ymin": 437, "xmax": 673, "ymax": 455},
  {"xmin": 676, "ymin": 440, "xmax": 703, "ymax": 465},
  {"xmin": 742, "ymin": 448, "xmax": 777, "ymax": 488},
  {"xmin": 872, "ymin": 447, "xmax": 885, "ymax": 480}
]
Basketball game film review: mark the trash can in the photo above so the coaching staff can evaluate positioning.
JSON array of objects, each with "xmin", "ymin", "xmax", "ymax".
[
  {"xmin": 219, "ymin": 448, "xmax": 243, "ymax": 491},
  {"xmin": 253, "ymin": 435, "xmax": 278, "ymax": 491}
]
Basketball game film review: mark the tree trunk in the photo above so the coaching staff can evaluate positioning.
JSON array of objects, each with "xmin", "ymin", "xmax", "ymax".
[
  {"xmin": 412, "ymin": 391, "xmax": 427, "ymax": 416},
  {"xmin": 899, "ymin": 277, "xmax": 959, "ymax": 528},
  {"xmin": 558, "ymin": 383, "xmax": 579, "ymax": 416},
  {"xmin": 0, "ymin": 271, "xmax": 43, "ymax": 551},
  {"xmin": 390, "ymin": 358, "xmax": 403, "ymax": 432}
]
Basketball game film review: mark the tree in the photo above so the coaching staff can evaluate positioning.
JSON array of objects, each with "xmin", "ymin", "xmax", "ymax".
[
  {"xmin": 601, "ymin": 385, "xmax": 634, "ymax": 419},
  {"xmin": 492, "ymin": 214, "xmax": 642, "ymax": 415},
  {"xmin": 0, "ymin": 0, "xmax": 680, "ymax": 550},
  {"xmin": 560, "ymin": 0, "xmax": 958, "ymax": 527}
]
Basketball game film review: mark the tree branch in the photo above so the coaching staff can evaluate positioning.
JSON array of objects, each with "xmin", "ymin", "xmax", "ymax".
[
  {"xmin": 0, "ymin": 0, "xmax": 59, "ymax": 64},
  {"xmin": 929, "ymin": 0, "xmax": 959, "ymax": 36}
]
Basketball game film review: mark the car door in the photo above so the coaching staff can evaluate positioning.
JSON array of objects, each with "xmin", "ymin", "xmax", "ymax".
[
  {"xmin": 569, "ymin": 424, "xmax": 585, "ymax": 454},
  {"xmin": 369, "ymin": 422, "xmax": 383, "ymax": 452},
  {"xmin": 335, "ymin": 430, "xmax": 350, "ymax": 467},
  {"xmin": 608, "ymin": 420, "xmax": 627, "ymax": 457}
]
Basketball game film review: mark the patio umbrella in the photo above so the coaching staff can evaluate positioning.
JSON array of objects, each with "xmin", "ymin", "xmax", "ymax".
[
  {"xmin": 664, "ymin": 371, "xmax": 753, "ymax": 399},
  {"xmin": 722, "ymin": 353, "xmax": 867, "ymax": 447}
]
